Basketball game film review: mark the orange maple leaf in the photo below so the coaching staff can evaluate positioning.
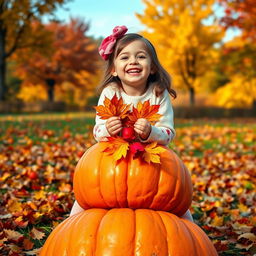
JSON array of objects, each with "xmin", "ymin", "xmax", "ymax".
[
  {"xmin": 94, "ymin": 94, "xmax": 131, "ymax": 120},
  {"xmin": 128, "ymin": 100, "xmax": 162, "ymax": 125},
  {"xmin": 142, "ymin": 142, "xmax": 166, "ymax": 164},
  {"xmin": 101, "ymin": 137, "xmax": 129, "ymax": 161}
]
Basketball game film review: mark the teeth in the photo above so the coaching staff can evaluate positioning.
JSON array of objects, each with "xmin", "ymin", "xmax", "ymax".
[{"xmin": 127, "ymin": 70, "xmax": 140, "ymax": 73}]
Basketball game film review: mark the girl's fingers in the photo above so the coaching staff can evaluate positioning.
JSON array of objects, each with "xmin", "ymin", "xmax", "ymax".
[
  {"xmin": 109, "ymin": 120, "xmax": 122, "ymax": 126},
  {"xmin": 134, "ymin": 126, "xmax": 144, "ymax": 134},
  {"xmin": 114, "ymin": 126, "xmax": 122, "ymax": 134},
  {"xmin": 110, "ymin": 126, "xmax": 122, "ymax": 135},
  {"xmin": 107, "ymin": 123, "xmax": 122, "ymax": 135},
  {"xmin": 110, "ymin": 123, "xmax": 122, "ymax": 131},
  {"xmin": 134, "ymin": 123, "xmax": 147, "ymax": 131}
]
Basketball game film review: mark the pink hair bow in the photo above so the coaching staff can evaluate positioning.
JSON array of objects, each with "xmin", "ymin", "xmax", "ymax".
[{"xmin": 99, "ymin": 25, "xmax": 128, "ymax": 60}]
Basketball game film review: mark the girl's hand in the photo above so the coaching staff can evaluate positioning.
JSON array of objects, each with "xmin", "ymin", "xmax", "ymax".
[
  {"xmin": 134, "ymin": 118, "xmax": 151, "ymax": 140},
  {"xmin": 106, "ymin": 116, "xmax": 122, "ymax": 136}
]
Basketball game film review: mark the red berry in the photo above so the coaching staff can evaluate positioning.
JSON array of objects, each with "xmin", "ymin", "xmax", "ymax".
[
  {"xmin": 77, "ymin": 151, "xmax": 84, "ymax": 158},
  {"xmin": 27, "ymin": 171, "xmax": 38, "ymax": 180},
  {"xmin": 121, "ymin": 127, "xmax": 135, "ymax": 140}
]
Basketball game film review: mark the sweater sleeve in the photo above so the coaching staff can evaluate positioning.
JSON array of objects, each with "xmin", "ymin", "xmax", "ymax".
[
  {"xmin": 93, "ymin": 87, "xmax": 115, "ymax": 142},
  {"xmin": 139, "ymin": 90, "xmax": 175, "ymax": 145}
]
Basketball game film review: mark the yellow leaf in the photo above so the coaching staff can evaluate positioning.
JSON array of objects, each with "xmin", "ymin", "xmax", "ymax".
[
  {"xmin": 34, "ymin": 190, "xmax": 45, "ymax": 200},
  {"xmin": 143, "ymin": 152, "xmax": 161, "ymax": 164},
  {"xmin": 143, "ymin": 142, "xmax": 166, "ymax": 164},
  {"xmin": 33, "ymin": 212, "xmax": 44, "ymax": 219},
  {"xmin": 7, "ymin": 199, "xmax": 23, "ymax": 213},
  {"xmin": 113, "ymin": 142, "xmax": 129, "ymax": 161},
  {"xmin": 59, "ymin": 183, "xmax": 72, "ymax": 192},
  {"xmin": 0, "ymin": 172, "xmax": 11, "ymax": 182},
  {"xmin": 101, "ymin": 137, "xmax": 129, "ymax": 161},
  {"xmin": 238, "ymin": 203, "xmax": 249, "ymax": 213},
  {"xmin": 211, "ymin": 216, "xmax": 224, "ymax": 227}
]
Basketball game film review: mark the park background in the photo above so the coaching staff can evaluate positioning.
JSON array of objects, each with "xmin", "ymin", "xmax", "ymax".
[{"xmin": 0, "ymin": 0, "xmax": 255, "ymax": 255}]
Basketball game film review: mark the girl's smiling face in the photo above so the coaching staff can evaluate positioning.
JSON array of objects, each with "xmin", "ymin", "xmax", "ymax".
[{"xmin": 113, "ymin": 40, "xmax": 153, "ymax": 96}]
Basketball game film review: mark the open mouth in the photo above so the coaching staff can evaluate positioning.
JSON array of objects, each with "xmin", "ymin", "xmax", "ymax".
[{"xmin": 126, "ymin": 68, "xmax": 142, "ymax": 74}]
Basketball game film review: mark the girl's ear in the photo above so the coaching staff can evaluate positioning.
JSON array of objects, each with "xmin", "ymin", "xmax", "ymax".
[
  {"xmin": 112, "ymin": 71, "xmax": 118, "ymax": 77},
  {"xmin": 150, "ymin": 64, "xmax": 156, "ymax": 74}
]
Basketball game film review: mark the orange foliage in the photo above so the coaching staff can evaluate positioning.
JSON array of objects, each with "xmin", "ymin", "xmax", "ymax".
[
  {"xmin": 220, "ymin": 0, "xmax": 256, "ymax": 41},
  {"xmin": 94, "ymin": 94, "xmax": 131, "ymax": 120},
  {"xmin": 14, "ymin": 18, "xmax": 100, "ymax": 102}
]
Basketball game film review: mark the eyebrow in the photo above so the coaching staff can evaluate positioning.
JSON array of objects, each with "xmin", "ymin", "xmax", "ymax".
[{"xmin": 119, "ymin": 50, "xmax": 147, "ymax": 56}]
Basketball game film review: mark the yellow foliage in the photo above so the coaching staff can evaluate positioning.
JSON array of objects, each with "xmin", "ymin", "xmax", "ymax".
[
  {"xmin": 17, "ymin": 83, "xmax": 47, "ymax": 102},
  {"xmin": 137, "ymin": 0, "xmax": 224, "ymax": 92},
  {"xmin": 17, "ymin": 69, "xmax": 101, "ymax": 106},
  {"xmin": 210, "ymin": 76, "xmax": 256, "ymax": 108}
]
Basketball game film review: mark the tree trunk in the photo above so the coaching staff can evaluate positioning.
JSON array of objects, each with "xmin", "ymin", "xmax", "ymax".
[
  {"xmin": 0, "ymin": 22, "xmax": 6, "ymax": 101},
  {"xmin": 189, "ymin": 87, "xmax": 195, "ymax": 106},
  {"xmin": 252, "ymin": 99, "xmax": 256, "ymax": 110},
  {"xmin": 46, "ymin": 78, "xmax": 55, "ymax": 102}
]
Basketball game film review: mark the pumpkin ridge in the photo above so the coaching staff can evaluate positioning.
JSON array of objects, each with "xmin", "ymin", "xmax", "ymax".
[
  {"xmin": 157, "ymin": 211, "xmax": 173, "ymax": 255},
  {"xmin": 40, "ymin": 215, "xmax": 69, "ymax": 254},
  {"xmin": 112, "ymin": 159, "xmax": 118, "ymax": 207},
  {"xmin": 94, "ymin": 209, "xmax": 108, "ymax": 254},
  {"xmin": 118, "ymin": 156, "xmax": 129, "ymax": 207},
  {"xmin": 167, "ymin": 153, "xmax": 189, "ymax": 215},
  {"xmin": 151, "ymin": 210, "xmax": 168, "ymax": 254},
  {"xmin": 74, "ymin": 147, "xmax": 93, "ymax": 209},
  {"xmin": 100, "ymin": 151, "xmax": 119, "ymax": 208},
  {"xmin": 174, "ymin": 160, "xmax": 192, "ymax": 216},
  {"xmin": 184, "ymin": 220, "xmax": 216, "ymax": 256},
  {"xmin": 67, "ymin": 211, "xmax": 91, "ymax": 254},
  {"xmin": 177, "ymin": 160, "xmax": 193, "ymax": 215},
  {"xmin": 164, "ymin": 153, "xmax": 183, "ymax": 213},
  {"xmin": 51, "ymin": 211, "xmax": 78, "ymax": 254},
  {"xmin": 158, "ymin": 211, "xmax": 196, "ymax": 255},
  {"xmin": 178, "ymin": 217, "xmax": 200, "ymax": 254},
  {"xmin": 98, "ymin": 151, "xmax": 110, "ymax": 208},
  {"xmin": 78, "ymin": 154, "xmax": 92, "ymax": 208},
  {"xmin": 148, "ymin": 158, "xmax": 162, "ymax": 209},
  {"xmin": 132, "ymin": 209, "xmax": 137, "ymax": 256},
  {"xmin": 75, "ymin": 147, "xmax": 89, "ymax": 208}
]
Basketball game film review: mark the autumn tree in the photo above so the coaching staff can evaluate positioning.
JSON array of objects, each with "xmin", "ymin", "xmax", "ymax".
[
  {"xmin": 217, "ymin": 0, "xmax": 256, "ymax": 108},
  {"xmin": 14, "ymin": 18, "xmax": 100, "ymax": 102},
  {"xmin": 137, "ymin": 0, "xmax": 223, "ymax": 105},
  {"xmin": 219, "ymin": 0, "xmax": 256, "ymax": 41},
  {"xmin": 0, "ymin": 0, "xmax": 69, "ymax": 101}
]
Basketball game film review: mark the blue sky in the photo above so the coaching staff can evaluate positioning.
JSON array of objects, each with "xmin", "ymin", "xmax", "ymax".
[
  {"xmin": 54, "ymin": 0, "xmax": 240, "ymax": 40},
  {"xmin": 55, "ymin": 0, "xmax": 146, "ymax": 38}
]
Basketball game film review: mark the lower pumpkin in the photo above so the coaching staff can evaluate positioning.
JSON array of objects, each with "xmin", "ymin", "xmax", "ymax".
[{"xmin": 40, "ymin": 208, "xmax": 217, "ymax": 256}]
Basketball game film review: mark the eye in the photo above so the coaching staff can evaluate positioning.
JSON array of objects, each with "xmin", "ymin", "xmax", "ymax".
[
  {"xmin": 120, "ymin": 56, "xmax": 128, "ymax": 60},
  {"xmin": 138, "ymin": 55, "xmax": 146, "ymax": 59}
]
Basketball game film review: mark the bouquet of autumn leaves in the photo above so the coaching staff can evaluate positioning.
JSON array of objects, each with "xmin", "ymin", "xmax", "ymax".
[{"xmin": 94, "ymin": 94, "xmax": 166, "ymax": 164}]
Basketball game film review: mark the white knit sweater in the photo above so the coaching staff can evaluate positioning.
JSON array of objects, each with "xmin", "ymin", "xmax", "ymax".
[{"xmin": 93, "ymin": 83, "xmax": 175, "ymax": 145}]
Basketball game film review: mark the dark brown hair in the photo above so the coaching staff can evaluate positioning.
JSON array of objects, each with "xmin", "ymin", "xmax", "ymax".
[{"xmin": 97, "ymin": 33, "xmax": 176, "ymax": 98}]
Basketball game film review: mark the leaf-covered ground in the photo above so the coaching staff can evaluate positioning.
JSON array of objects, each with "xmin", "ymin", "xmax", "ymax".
[{"xmin": 0, "ymin": 114, "xmax": 255, "ymax": 255}]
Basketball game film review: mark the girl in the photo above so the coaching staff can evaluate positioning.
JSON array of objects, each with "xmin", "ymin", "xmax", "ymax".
[{"xmin": 70, "ymin": 25, "xmax": 193, "ymax": 222}]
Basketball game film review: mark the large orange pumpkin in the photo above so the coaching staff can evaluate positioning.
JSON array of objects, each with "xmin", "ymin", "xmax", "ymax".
[
  {"xmin": 73, "ymin": 143, "xmax": 192, "ymax": 216},
  {"xmin": 40, "ymin": 208, "xmax": 217, "ymax": 256}
]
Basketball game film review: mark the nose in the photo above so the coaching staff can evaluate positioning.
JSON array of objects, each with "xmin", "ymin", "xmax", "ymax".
[{"xmin": 129, "ymin": 56, "xmax": 138, "ymax": 64}]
